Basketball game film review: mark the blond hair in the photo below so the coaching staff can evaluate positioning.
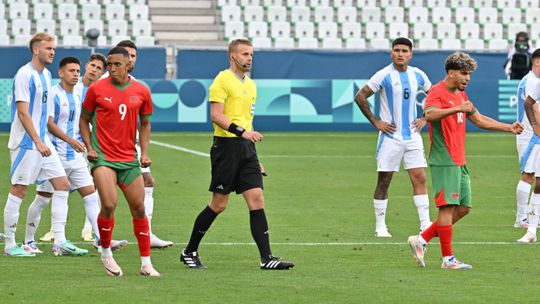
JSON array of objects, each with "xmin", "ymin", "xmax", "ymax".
[
  {"xmin": 227, "ymin": 38, "xmax": 252, "ymax": 56},
  {"xmin": 29, "ymin": 32, "xmax": 56, "ymax": 54},
  {"xmin": 445, "ymin": 52, "xmax": 477, "ymax": 73}
]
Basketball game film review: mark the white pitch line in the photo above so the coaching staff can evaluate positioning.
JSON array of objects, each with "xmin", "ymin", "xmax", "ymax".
[
  {"xmin": 150, "ymin": 140, "xmax": 515, "ymax": 160},
  {"xmin": 22, "ymin": 241, "xmax": 535, "ymax": 246},
  {"xmin": 150, "ymin": 140, "xmax": 209, "ymax": 157}
]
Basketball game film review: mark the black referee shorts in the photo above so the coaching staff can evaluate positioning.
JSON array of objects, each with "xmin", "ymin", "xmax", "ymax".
[{"xmin": 209, "ymin": 136, "xmax": 263, "ymax": 194}]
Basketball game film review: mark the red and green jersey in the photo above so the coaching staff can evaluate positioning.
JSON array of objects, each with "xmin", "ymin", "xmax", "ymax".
[
  {"xmin": 424, "ymin": 81, "xmax": 477, "ymax": 166},
  {"xmin": 82, "ymin": 77, "xmax": 152, "ymax": 163}
]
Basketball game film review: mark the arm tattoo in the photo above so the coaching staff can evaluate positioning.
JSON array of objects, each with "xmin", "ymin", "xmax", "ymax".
[
  {"xmin": 525, "ymin": 97, "xmax": 537, "ymax": 126},
  {"xmin": 354, "ymin": 86, "xmax": 377, "ymax": 125}
]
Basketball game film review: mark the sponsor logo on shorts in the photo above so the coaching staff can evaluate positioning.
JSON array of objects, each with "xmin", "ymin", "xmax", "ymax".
[
  {"xmin": 451, "ymin": 193, "xmax": 460, "ymax": 199},
  {"xmin": 216, "ymin": 185, "xmax": 224, "ymax": 190}
]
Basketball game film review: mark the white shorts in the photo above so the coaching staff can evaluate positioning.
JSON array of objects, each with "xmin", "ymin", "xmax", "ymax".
[
  {"xmin": 136, "ymin": 142, "xmax": 151, "ymax": 173},
  {"xmin": 517, "ymin": 136, "xmax": 540, "ymax": 174},
  {"xmin": 37, "ymin": 155, "xmax": 94, "ymax": 193},
  {"xmin": 375, "ymin": 134, "xmax": 427, "ymax": 172},
  {"xmin": 10, "ymin": 146, "xmax": 66, "ymax": 186}
]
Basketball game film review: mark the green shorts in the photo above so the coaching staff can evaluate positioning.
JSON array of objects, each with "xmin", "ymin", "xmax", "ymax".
[
  {"xmin": 430, "ymin": 165, "xmax": 472, "ymax": 208},
  {"xmin": 90, "ymin": 159, "xmax": 142, "ymax": 190}
]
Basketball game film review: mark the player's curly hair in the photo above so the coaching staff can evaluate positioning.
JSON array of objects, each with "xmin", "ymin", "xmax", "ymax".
[{"xmin": 445, "ymin": 52, "xmax": 477, "ymax": 73}]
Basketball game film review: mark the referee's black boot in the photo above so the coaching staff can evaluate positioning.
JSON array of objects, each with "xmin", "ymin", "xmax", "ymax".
[
  {"xmin": 180, "ymin": 249, "xmax": 206, "ymax": 269},
  {"xmin": 260, "ymin": 255, "xmax": 294, "ymax": 270}
]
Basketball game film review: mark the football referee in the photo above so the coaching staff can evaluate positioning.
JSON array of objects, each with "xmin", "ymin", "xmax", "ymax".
[{"xmin": 180, "ymin": 38, "xmax": 294, "ymax": 270}]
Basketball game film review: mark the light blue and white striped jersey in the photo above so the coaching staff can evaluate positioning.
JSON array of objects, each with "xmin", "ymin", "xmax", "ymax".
[
  {"xmin": 74, "ymin": 80, "xmax": 89, "ymax": 104},
  {"xmin": 518, "ymin": 71, "xmax": 540, "ymax": 142},
  {"xmin": 49, "ymin": 83, "xmax": 83, "ymax": 161},
  {"xmin": 367, "ymin": 64, "xmax": 431, "ymax": 141},
  {"xmin": 9, "ymin": 62, "xmax": 54, "ymax": 150}
]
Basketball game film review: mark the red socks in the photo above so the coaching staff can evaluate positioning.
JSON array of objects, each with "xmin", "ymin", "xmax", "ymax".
[
  {"xmin": 420, "ymin": 220, "xmax": 438, "ymax": 242},
  {"xmin": 133, "ymin": 217, "xmax": 151, "ymax": 257},
  {"xmin": 97, "ymin": 216, "xmax": 114, "ymax": 249},
  {"xmin": 438, "ymin": 224, "xmax": 453, "ymax": 257}
]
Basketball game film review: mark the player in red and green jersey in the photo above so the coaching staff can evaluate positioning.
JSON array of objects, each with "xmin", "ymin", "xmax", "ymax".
[
  {"xmin": 80, "ymin": 47, "xmax": 160, "ymax": 277},
  {"xmin": 407, "ymin": 52, "xmax": 523, "ymax": 270}
]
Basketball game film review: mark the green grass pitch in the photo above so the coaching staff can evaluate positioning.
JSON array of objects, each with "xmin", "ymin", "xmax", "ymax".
[{"xmin": 0, "ymin": 131, "xmax": 537, "ymax": 303}]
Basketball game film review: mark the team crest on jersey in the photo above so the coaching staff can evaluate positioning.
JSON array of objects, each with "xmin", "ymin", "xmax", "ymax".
[{"xmin": 130, "ymin": 96, "xmax": 139, "ymax": 103}]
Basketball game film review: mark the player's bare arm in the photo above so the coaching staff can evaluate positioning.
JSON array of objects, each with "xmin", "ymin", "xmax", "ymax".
[
  {"xmin": 210, "ymin": 101, "xmax": 262, "ymax": 143},
  {"xmin": 139, "ymin": 114, "xmax": 151, "ymax": 168},
  {"xmin": 524, "ymin": 95, "xmax": 540, "ymax": 137},
  {"xmin": 467, "ymin": 111, "xmax": 523, "ymax": 134},
  {"xmin": 354, "ymin": 85, "xmax": 396, "ymax": 135},
  {"xmin": 16, "ymin": 101, "xmax": 51, "ymax": 157},
  {"xmin": 79, "ymin": 112, "xmax": 97, "ymax": 161},
  {"xmin": 47, "ymin": 116, "xmax": 86, "ymax": 153},
  {"xmin": 424, "ymin": 101, "xmax": 473, "ymax": 122}
]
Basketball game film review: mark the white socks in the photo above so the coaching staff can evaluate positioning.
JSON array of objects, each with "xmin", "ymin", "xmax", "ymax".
[
  {"xmin": 516, "ymin": 180, "xmax": 531, "ymax": 222},
  {"xmin": 413, "ymin": 194, "xmax": 431, "ymax": 228},
  {"xmin": 25, "ymin": 194, "xmax": 51, "ymax": 244},
  {"xmin": 527, "ymin": 193, "xmax": 540, "ymax": 235},
  {"xmin": 51, "ymin": 190, "xmax": 69, "ymax": 245},
  {"xmin": 374, "ymin": 199, "xmax": 388, "ymax": 228},
  {"xmin": 144, "ymin": 187, "xmax": 154, "ymax": 234},
  {"xmin": 141, "ymin": 256, "xmax": 152, "ymax": 266},
  {"xmin": 83, "ymin": 192, "xmax": 101, "ymax": 237},
  {"xmin": 4, "ymin": 193, "xmax": 23, "ymax": 250}
]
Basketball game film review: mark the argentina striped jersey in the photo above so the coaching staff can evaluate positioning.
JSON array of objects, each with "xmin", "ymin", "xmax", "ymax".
[
  {"xmin": 9, "ymin": 62, "xmax": 53, "ymax": 150},
  {"xmin": 49, "ymin": 83, "xmax": 83, "ymax": 161},
  {"xmin": 367, "ymin": 64, "xmax": 431, "ymax": 141}
]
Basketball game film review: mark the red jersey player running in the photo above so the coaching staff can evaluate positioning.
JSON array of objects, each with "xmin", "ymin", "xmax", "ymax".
[
  {"xmin": 407, "ymin": 52, "xmax": 523, "ymax": 270},
  {"xmin": 80, "ymin": 47, "xmax": 159, "ymax": 277}
]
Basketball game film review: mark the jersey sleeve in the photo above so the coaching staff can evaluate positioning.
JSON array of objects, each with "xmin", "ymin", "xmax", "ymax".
[
  {"xmin": 13, "ymin": 71, "xmax": 30, "ymax": 103},
  {"xmin": 424, "ymin": 90, "xmax": 442, "ymax": 110},
  {"xmin": 140, "ymin": 86, "xmax": 153, "ymax": 116},
  {"xmin": 82, "ymin": 85, "xmax": 97, "ymax": 115},
  {"xmin": 526, "ymin": 78, "xmax": 540, "ymax": 102},
  {"xmin": 209, "ymin": 73, "xmax": 227, "ymax": 103},
  {"xmin": 366, "ymin": 70, "xmax": 385, "ymax": 93},
  {"xmin": 416, "ymin": 69, "xmax": 432, "ymax": 92},
  {"xmin": 48, "ymin": 90, "xmax": 57, "ymax": 118}
]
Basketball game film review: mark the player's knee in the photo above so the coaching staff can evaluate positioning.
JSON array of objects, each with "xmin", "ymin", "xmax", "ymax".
[
  {"xmin": 209, "ymin": 200, "xmax": 227, "ymax": 213},
  {"xmin": 36, "ymin": 191, "xmax": 52, "ymax": 198},
  {"xmin": 10, "ymin": 185, "xmax": 27, "ymax": 199},
  {"xmin": 248, "ymin": 195, "xmax": 265, "ymax": 210}
]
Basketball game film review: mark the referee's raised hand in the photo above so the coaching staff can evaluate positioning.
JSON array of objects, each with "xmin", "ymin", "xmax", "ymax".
[{"xmin": 242, "ymin": 130, "xmax": 263, "ymax": 143}]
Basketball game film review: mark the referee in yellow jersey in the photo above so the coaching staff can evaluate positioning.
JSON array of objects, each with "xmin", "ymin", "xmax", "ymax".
[{"xmin": 180, "ymin": 39, "xmax": 294, "ymax": 270}]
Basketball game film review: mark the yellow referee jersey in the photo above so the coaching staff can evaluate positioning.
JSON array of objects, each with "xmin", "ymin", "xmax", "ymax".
[{"xmin": 209, "ymin": 69, "xmax": 257, "ymax": 137}]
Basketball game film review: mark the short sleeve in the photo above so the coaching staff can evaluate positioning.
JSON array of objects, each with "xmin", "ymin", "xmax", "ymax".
[
  {"xmin": 209, "ymin": 73, "xmax": 227, "ymax": 103},
  {"xmin": 526, "ymin": 78, "xmax": 540, "ymax": 102},
  {"xmin": 366, "ymin": 70, "xmax": 385, "ymax": 93},
  {"xmin": 13, "ymin": 72, "xmax": 30, "ymax": 103},
  {"xmin": 424, "ymin": 91, "xmax": 442, "ymax": 110},
  {"xmin": 49, "ymin": 91, "xmax": 58, "ymax": 118},
  {"xmin": 140, "ymin": 86, "xmax": 153, "ymax": 116},
  {"xmin": 416, "ymin": 69, "xmax": 432, "ymax": 92},
  {"xmin": 82, "ymin": 85, "xmax": 97, "ymax": 115}
]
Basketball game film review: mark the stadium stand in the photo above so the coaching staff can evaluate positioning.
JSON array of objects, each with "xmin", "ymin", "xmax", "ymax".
[
  {"xmin": 0, "ymin": 0, "xmax": 154, "ymax": 46},
  {"xmin": 0, "ymin": 0, "xmax": 537, "ymax": 54}
]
